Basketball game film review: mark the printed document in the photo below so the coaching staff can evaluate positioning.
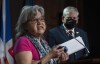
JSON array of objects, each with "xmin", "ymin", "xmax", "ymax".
[{"xmin": 59, "ymin": 36, "xmax": 85, "ymax": 55}]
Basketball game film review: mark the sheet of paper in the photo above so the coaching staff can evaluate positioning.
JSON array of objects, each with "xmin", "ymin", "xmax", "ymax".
[{"xmin": 59, "ymin": 36, "xmax": 85, "ymax": 55}]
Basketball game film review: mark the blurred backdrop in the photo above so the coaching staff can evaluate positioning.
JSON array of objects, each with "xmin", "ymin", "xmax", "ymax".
[{"xmin": 0, "ymin": 0, "xmax": 100, "ymax": 63}]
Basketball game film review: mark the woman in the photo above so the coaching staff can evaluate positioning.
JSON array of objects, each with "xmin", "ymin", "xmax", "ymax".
[{"xmin": 14, "ymin": 5, "xmax": 69, "ymax": 64}]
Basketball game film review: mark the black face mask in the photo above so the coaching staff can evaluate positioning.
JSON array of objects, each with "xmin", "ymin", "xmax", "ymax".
[{"xmin": 64, "ymin": 18, "xmax": 77, "ymax": 29}]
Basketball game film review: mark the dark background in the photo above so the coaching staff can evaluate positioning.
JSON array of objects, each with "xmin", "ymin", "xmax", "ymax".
[
  {"xmin": 84, "ymin": 0, "xmax": 100, "ymax": 58},
  {"xmin": 0, "ymin": 0, "xmax": 100, "ymax": 59}
]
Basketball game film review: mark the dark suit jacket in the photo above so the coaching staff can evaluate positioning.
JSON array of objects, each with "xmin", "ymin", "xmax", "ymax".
[{"xmin": 46, "ymin": 24, "xmax": 89, "ymax": 62}]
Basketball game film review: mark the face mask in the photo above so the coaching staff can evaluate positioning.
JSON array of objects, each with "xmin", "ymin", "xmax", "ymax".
[{"xmin": 64, "ymin": 18, "xmax": 77, "ymax": 29}]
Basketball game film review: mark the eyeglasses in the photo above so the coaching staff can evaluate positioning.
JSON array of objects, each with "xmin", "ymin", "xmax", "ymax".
[
  {"xmin": 28, "ymin": 17, "xmax": 45, "ymax": 23},
  {"xmin": 66, "ymin": 17, "xmax": 78, "ymax": 20}
]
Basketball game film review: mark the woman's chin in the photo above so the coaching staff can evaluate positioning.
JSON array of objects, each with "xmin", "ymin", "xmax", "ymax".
[
  {"xmin": 39, "ymin": 30, "xmax": 45, "ymax": 33},
  {"xmin": 37, "ymin": 31, "xmax": 44, "ymax": 35}
]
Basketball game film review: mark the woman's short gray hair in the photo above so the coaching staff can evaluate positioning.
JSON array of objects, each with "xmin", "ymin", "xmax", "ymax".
[
  {"xmin": 15, "ymin": 5, "xmax": 45, "ymax": 38},
  {"xmin": 63, "ymin": 6, "xmax": 79, "ymax": 17}
]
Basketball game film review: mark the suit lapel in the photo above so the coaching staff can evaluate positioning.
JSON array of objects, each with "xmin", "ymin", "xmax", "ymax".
[
  {"xmin": 59, "ymin": 25, "xmax": 72, "ymax": 40},
  {"xmin": 74, "ymin": 28, "xmax": 80, "ymax": 37}
]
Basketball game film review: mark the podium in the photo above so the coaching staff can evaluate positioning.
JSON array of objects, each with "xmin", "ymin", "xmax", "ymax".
[{"xmin": 58, "ymin": 58, "xmax": 100, "ymax": 64}]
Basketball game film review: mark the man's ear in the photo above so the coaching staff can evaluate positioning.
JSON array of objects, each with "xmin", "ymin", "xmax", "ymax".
[
  {"xmin": 62, "ymin": 16, "xmax": 64, "ymax": 23},
  {"xmin": 76, "ymin": 17, "xmax": 79, "ymax": 24}
]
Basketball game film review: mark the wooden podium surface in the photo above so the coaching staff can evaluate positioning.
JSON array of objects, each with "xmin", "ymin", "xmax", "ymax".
[{"xmin": 58, "ymin": 58, "xmax": 100, "ymax": 64}]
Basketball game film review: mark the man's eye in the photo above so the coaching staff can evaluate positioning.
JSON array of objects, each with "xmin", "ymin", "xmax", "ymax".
[{"xmin": 67, "ymin": 17, "xmax": 72, "ymax": 19}]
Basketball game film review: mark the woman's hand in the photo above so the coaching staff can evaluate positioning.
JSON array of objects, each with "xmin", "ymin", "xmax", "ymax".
[
  {"xmin": 57, "ymin": 46, "xmax": 69, "ymax": 62},
  {"xmin": 50, "ymin": 46, "xmax": 69, "ymax": 63},
  {"xmin": 58, "ymin": 51, "xmax": 69, "ymax": 63},
  {"xmin": 48, "ymin": 46, "xmax": 69, "ymax": 59},
  {"xmin": 40, "ymin": 46, "xmax": 69, "ymax": 64}
]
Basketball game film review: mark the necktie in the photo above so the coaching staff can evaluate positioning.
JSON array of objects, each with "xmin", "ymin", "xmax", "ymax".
[{"xmin": 69, "ymin": 30, "xmax": 73, "ymax": 36}]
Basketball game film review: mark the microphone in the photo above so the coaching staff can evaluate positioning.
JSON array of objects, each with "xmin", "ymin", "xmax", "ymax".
[{"xmin": 68, "ymin": 31, "xmax": 90, "ymax": 55}]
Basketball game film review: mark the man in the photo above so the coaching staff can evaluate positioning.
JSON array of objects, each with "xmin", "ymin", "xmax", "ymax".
[{"xmin": 46, "ymin": 6, "xmax": 89, "ymax": 62}]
